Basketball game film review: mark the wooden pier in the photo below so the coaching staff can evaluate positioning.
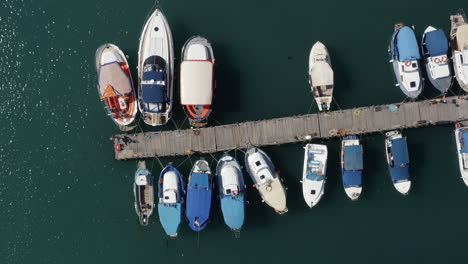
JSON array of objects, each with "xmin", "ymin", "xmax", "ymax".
[{"xmin": 113, "ymin": 96, "xmax": 468, "ymax": 160}]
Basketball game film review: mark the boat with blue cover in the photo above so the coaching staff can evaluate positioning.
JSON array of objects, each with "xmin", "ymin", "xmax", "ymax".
[
  {"xmin": 134, "ymin": 161, "xmax": 154, "ymax": 226},
  {"xmin": 385, "ymin": 131, "xmax": 411, "ymax": 195},
  {"xmin": 138, "ymin": 9, "xmax": 174, "ymax": 126},
  {"xmin": 301, "ymin": 144, "xmax": 328, "ymax": 207},
  {"xmin": 389, "ymin": 24, "xmax": 424, "ymax": 98},
  {"xmin": 157, "ymin": 165, "xmax": 185, "ymax": 237},
  {"xmin": 341, "ymin": 136, "xmax": 363, "ymax": 200},
  {"xmin": 450, "ymin": 13, "xmax": 468, "ymax": 92},
  {"xmin": 454, "ymin": 123, "xmax": 468, "ymax": 186},
  {"xmin": 421, "ymin": 26, "xmax": 453, "ymax": 94},
  {"xmin": 186, "ymin": 159, "xmax": 213, "ymax": 231},
  {"xmin": 216, "ymin": 154, "xmax": 246, "ymax": 233}
]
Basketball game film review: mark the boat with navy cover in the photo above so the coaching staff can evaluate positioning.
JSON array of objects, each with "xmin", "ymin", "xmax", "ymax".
[
  {"xmin": 95, "ymin": 43, "xmax": 137, "ymax": 131},
  {"xmin": 421, "ymin": 26, "xmax": 453, "ymax": 94},
  {"xmin": 138, "ymin": 9, "xmax": 174, "ymax": 126},
  {"xmin": 157, "ymin": 165, "xmax": 185, "ymax": 237},
  {"xmin": 389, "ymin": 24, "xmax": 424, "ymax": 98},
  {"xmin": 180, "ymin": 36, "xmax": 215, "ymax": 127},
  {"xmin": 134, "ymin": 161, "xmax": 154, "ymax": 226},
  {"xmin": 341, "ymin": 136, "xmax": 363, "ymax": 200},
  {"xmin": 245, "ymin": 147, "xmax": 288, "ymax": 214},
  {"xmin": 450, "ymin": 13, "xmax": 468, "ymax": 92},
  {"xmin": 186, "ymin": 159, "xmax": 213, "ymax": 231},
  {"xmin": 301, "ymin": 144, "xmax": 328, "ymax": 208},
  {"xmin": 385, "ymin": 131, "xmax": 411, "ymax": 195},
  {"xmin": 455, "ymin": 123, "xmax": 468, "ymax": 186},
  {"xmin": 308, "ymin": 41, "xmax": 334, "ymax": 111},
  {"xmin": 216, "ymin": 154, "xmax": 246, "ymax": 233}
]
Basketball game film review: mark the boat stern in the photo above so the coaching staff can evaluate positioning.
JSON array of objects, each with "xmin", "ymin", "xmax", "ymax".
[
  {"xmin": 344, "ymin": 186, "xmax": 362, "ymax": 201},
  {"xmin": 393, "ymin": 180, "xmax": 411, "ymax": 195}
]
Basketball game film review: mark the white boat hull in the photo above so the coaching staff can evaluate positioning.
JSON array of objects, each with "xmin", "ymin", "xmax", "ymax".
[
  {"xmin": 302, "ymin": 144, "xmax": 327, "ymax": 208},
  {"xmin": 455, "ymin": 127, "xmax": 468, "ymax": 186}
]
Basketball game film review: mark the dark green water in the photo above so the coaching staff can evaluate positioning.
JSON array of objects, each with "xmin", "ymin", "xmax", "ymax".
[{"xmin": 2, "ymin": 0, "xmax": 468, "ymax": 263}]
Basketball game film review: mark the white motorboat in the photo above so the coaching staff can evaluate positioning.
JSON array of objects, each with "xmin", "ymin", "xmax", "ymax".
[
  {"xmin": 308, "ymin": 41, "xmax": 333, "ymax": 111},
  {"xmin": 450, "ymin": 13, "xmax": 468, "ymax": 91},
  {"xmin": 301, "ymin": 144, "xmax": 328, "ymax": 208}
]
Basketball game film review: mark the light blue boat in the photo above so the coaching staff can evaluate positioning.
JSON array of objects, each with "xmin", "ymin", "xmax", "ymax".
[
  {"xmin": 216, "ymin": 154, "xmax": 246, "ymax": 233},
  {"xmin": 186, "ymin": 159, "xmax": 212, "ymax": 231},
  {"xmin": 341, "ymin": 136, "xmax": 363, "ymax": 201},
  {"xmin": 157, "ymin": 165, "xmax": 185, "ymax": 237},
  {"xmin": 385, "ymin": 131, "xmax": 411, "ymax": 195}
]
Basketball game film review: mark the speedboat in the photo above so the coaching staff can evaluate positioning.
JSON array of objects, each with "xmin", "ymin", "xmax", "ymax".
[
  {"xmin": 454, "ymin": 123, "xmax": 468, "ymax": 186},
  {"xmin": 301, "ymin": 144, "xmax": 328, "ymax": 208},
  {"xmin": 341, "ymin": 136, "xmax": 363, "ymax": 200},
  {"xmin": 308, "ymin": 41, "xmax": 334, "ymax": 111},
  {"xmin": 389, "ymin": 24, "xmax": 424, "ymax": 98},
  {"xmin": 186, "ymin": 159, "xmax": 213, "ymax": 231},
  {"xmin": 450, "ymin": 13, "xmax": 468, "ymax": 91},
  {"xmin": 138, "ymin": 9, "xmax": 174, "ymax": 126},
  {"xmin": 157, "ymin": 165, "xmax": 185, "ymax": 237},
  {"xmin": 216, "ymin": 154, "xmax": 245, "ymax": 233},
  {"xmin": 134, "ymin": 161, "xmax": 154, "ymax": 226},
  {"xmin": 95, "ymin": 44, "xmax": 137, "ymax": 131},
  {"xmin": 180, "ymin": 36, "xmax": 215, "ymax": 127},
  {"xmin": 245, "ymin": 147, "xmax": 288, "ymax": 215},
  {"xmin": 385, "ymin": 131, "xmax": 411, "ymax": 195},
  {"xmin": 421, "ymin": 26, "xmax": 453, "ymax": 94}
]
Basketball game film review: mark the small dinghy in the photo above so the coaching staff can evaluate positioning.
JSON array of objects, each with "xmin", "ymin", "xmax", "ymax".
[
  {"xmin": 157, "ymin": 165, "xmax": 185, "ymax": 237},
  {"xmin": 134, "ymin": 161, "xmax": 154, "ymax": 226},
  {"xmin": 385, "ymin": 131, "xmax": 411, "ymax": 195},
  {"xmin": 95, "ymin": 44, "xmax": 137, "ymax": 131},
  {"xmin": 301, "ymin": 144, "xmax": 328, "ymax": 208},
  {"xmin": 138, "ymin": 9, "xmax": 174, "ymax": 126},
  {"xmin": 454, "ymin": 123, "xmax": 468, "ymax": 186},
  {"xmin": 389, "ymin": 24, "xmax": 424, "ymax": 98},
  {"xmin": 308, "ymin": 41, "xmax": 334, "ymax": 111},
  {"xmin": 341, "ymin": 136, "xmax": 363, "ymax": 200},
  {"xmin": 245, "ymin": 147, "xmax": 288, "ymax": 215},
  {"xmin": 450, "ymin": 13, "xmax": 468, "ymax": 92},
  {"xmin": 180, "ymin": 36, "xmax": 215, "ymax": 127},
  {"xmin": 186, "ymin": 159, "xmax": 213, "ymax": 231},
  {"xmin": 216, "ymin": 154, "xmax": 246, "ymax": 233},
  {"xmin": 421, "ymin": 26, "xmax": 453, "ymax": 94}
]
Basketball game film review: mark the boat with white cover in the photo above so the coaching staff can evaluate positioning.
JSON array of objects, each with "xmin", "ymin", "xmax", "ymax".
[
  {"xmin": 450, "ymin": 13, "xmax": 468, "ymax": 91},
  {"xmin": 385, "ymin": 131, "xmax": 411, "ymax": 195},
  {"xmin": 134, "ymin": 161, "xmax": 154, "ymax": 226},
  {"xmin": 180, "ymin": 36, "xmax": 215, "ymax": 127},
  {"xmin": 341, "ymin": 136, "xmax": 363, "ymax": 200},
  {"xmin": 421, "ymin": 26, "xmax": 453, "ymax": 94},
  {"xmin": 389, "ymin": 24, "xmax": 424, "ymax": 98},
  {"xmin": 245, "ymin": 147, "xmax": 288, "ymax": 215},
  {"xmin": 138, "ymin": 9, "xmax": 174, "ymax": 126},
  {"xmin": 301, "ymin": 144, "xmax": 327, "ymax": 208},
  {"xmin": 308, "ymin": 41, "xmax": 333, "ymax": 111},
  {"xmin": 157, "ymin": 165, "xmax": 185, "ymax": 237},
  {"xmin": 454, "ymin": 123, "xmax": 468, "ymax": 186}
]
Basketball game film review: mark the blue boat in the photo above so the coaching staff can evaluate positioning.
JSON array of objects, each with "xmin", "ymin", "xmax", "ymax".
[
  {"xmin": 216, "ymin": 154, "xmax": 246, "ymax": 233},
  {"xmin": 157, "ymin": 165, "xmax": 185, "ymax": 237},
  {"xmin": 186, "ymin": 159, "xmax": 213, "ymax": 231},
  {"xmin": 133, "ymin": 161, "xmax": 154, "ymax": 226},
  {"xmin": 341, "ymin": 136, "xmax": 363, "ymax": 200},
  {"xmin": 385, "ymin": 131, "xmax": 411, "ymax": 195}
]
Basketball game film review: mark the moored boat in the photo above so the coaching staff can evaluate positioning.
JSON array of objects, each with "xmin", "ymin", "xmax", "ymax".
[
  {"xmin": 245, "ymin": 147, "xmax": 288, "ymax": 214},
  {"xmin": 216, "ymin": 154, "xmax": 246, "ymax": 233},
  {"xmin": 308, "ymin": 41, "xmax": 334, "ymax": 111},
  {"xmin": 138, "ymin": 9, "xmax": 174, "ymax": 126},
  {"xmin": 301, "ymin": 144, "xmax": 328, "ymax": 207},
  {"xmin": 450, "ymin": 13, "xmax": 468, "ymax": 91},
  {"xmin": 341, "ymin": 136, "xmax": 363, "ymax": 200},
  {"xmin": 157, "ymin": 165, "xmax": 185, "ymax": 237},
  {"xmin": 389, "ymin": 24, "xmax": 424, "ymax": 98},
  {"xmin": 454, "ymin": 123, "xmax": 468, "ymax": 186},
  {"xmin": 180, "ymin": 36, "xmax": 215, "ymax": 127},
  {"xmin": 95, "ymin": 43, "xmax": 137, "ymax": 131},
  {"xmin": 385, "ymin": 131, "xmax": 411, "ymax": 195},
  {"xmin": 421, "ymin": 26, "xmax": 453, "ymax": 94},
  {"xmin": 134, "ymin": 161, "xmax": 154, "ymax": 226},
  {"xmin": 186, "ymin": 159, "xmax": 213, "ymax": 231}
]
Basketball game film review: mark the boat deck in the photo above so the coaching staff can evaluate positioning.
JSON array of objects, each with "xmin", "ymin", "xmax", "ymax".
[{"xmin": 113, "ymin": 96, "xmax": 468, "ymax": 159}]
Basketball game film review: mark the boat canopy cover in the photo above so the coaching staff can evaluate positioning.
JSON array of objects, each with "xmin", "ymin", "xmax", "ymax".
[
  {"xmin": 99, "ymin": 62, "xmax": 132, "ymax": 96},
  {"xmin": 158, "ymin": 203, "xmax": 182, "ymax": 236},
  {"xmin": 425, "ymin": 29, "xmax": 449, "ymax": 57},
  {"xmin": 141, "ymin": 84, "xmax": 166, "ymax": 103},
  {"xmin": 143, "ymin": 71, "xmax": 165, "ymax": 81},
  {"xmin": 389, "ymin": 166, "xmax": 410, "ymax": 182},
  {"xmin": 456, "ymin": 25, "xmax": 468, "ymax": 51},
  {"xmin": 344, "ymin": 145, "xmax": 363, "ymax": 171},
  {"xmin": 310, "ymin": 61, "xmax": 333, "ymax": 87},
  {"xmin": 463, "ymin": 131, "xmax": 468, "ymax": 153},
  {"xmin": 189, "ymin": 173, "xmax": 210, "ymax": 189},
  {"xmin": 186, "ymin": 185, "xmax": 212, "ymax": 231},
  {"xmin": 343, "ymin": 170, "xmax": 362, "ymax": 188},
  {"xmin": 180, "ymin": 61, "xmax": 213, "ymax": 105},
  {"xmin": 397, "ymin": 27, "xmax": 421, "ymax": 61},
  {"xmin": 220, "ymin": 195, "xmax": 245, "ymax": 230},
  {"xmin": 391, "ymin": 137, "xmax": 409, "ymax": 166}
]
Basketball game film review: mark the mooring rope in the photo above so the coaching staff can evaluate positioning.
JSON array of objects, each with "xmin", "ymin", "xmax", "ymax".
[
  {"xmin": 176, "ymin": 154, "xmax": 192, "ymax": 168},
  {"xmin": 210, "ymin": 116, "xmax": 223, "ymax": 126},
  {"xmin": 307, "ymin": 100, "xmax": 316, "ymax": 114},
  {"xmin": 332, "ymin": 97, "xmax": 342, "ymax": 110}
]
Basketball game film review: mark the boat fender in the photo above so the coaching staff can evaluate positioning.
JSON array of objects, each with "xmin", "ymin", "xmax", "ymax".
[
  {"xmin": 353, "ymin": 109, "xmax": 361, "ymax": 117},
  {"xmin": 404, "ymin": 60, "xmax": 411, "ymax": 67},
  {"xmin": 456, "ymin": 122, "xmax": 462, "ymax": 128},
  {"xmin": 441, "ymin": 56, "xmax": 448, "ymax": 62},
  {"xmin": 252, "ymin": 184, "xmax": 257, "ymax": 188},
  {"xmin": 266, "ymin": 186, "xmax": 272, "ymax": 192},
  {"xmin": 434, "ymin": 58, "xmax": 441, "ymax": 64},
  {"xmin": 339, "ymin": 129, "xmax": 347, "ymax": 136},
  {"xmin": 114, "ymin": 143, "xmax": 123, "ymax": 151}
]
